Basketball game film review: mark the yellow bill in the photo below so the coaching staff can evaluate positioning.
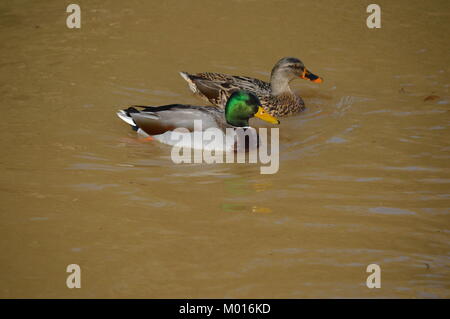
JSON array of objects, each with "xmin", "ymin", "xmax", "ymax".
[{"xmin": 254, "ymin": 106, "xmax": 280, "ymax": 124}]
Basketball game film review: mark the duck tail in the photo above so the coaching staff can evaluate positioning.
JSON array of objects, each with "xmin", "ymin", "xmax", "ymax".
[
  {"xmin": 179, "ymin": 71, "xmax": 199, "ymax": 94},
  {"xmin": 179, "ymin": 71, "xmax": 191, "ymax": 82},
  {"xmin": 116, "ymin": 107, "xmax": 139, "ymax": 128}
]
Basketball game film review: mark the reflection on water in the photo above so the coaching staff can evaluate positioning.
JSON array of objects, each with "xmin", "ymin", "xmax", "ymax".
[{"xmin": 0, "ymin": 0, "xmax": 449, "ymax": 298}]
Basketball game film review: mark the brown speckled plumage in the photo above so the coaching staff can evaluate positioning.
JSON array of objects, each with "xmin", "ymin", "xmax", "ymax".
[{"xmin": 180, "ymin": 57, "xmax": 322, "ymax": 117}]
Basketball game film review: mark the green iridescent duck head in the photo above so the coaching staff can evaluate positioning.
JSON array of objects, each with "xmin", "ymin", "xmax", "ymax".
[{"xmin": 225, "ymin": 91, "xmax": 280, "ymax": 127}]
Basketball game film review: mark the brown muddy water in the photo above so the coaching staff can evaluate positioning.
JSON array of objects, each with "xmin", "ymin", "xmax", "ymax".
[{"xmin": 0, "ymin": 0, "xmax": 449, "ymax": 298}]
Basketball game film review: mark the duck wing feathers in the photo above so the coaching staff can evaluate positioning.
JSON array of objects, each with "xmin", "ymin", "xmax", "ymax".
[
  {"xmin": 123, "ymin": 105, "xmax": 227, "ymax": 136},
  {"xmin": 180, "ymin": 72, "xmax": 271, "ymax": 108}
]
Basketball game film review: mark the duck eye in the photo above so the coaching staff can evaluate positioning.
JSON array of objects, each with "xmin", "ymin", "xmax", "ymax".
[{"xmin": 288, "ymin": 64, "xmax": 301, "ymax": 71}]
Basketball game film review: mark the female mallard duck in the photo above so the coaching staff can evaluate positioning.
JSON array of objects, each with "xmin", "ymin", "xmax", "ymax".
[
  {"xmin": 116, "ymin": 91, "xmax": 279, "ymax": 152},
  {"xmin": 179, "ymin": 57, "xmax": 323, "ymax": 117}
]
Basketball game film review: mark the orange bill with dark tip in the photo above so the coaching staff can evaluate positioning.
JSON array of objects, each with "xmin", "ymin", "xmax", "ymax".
[{"xmin": 300, "ymin": 69, "xmax": 323, "ymax": 83}]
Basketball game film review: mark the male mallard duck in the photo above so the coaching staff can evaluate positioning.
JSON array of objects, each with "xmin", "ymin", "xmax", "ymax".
[
  {"xmin": 116, "ymin": 91, "xmax": 279, "ymax": 152},
  {"xmin": 179, "ymin": 57, "xmax": 323, "ymax": 117}
]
